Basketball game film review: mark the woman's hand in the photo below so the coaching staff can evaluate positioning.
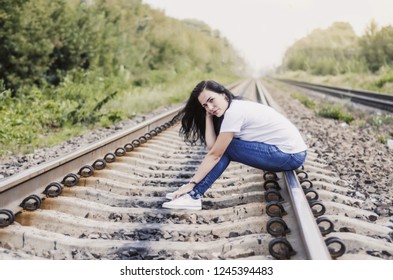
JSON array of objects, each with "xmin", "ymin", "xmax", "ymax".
[
  {"xmin": 206, "ymin": 111, "xmax": 214, "ymax": 117},
  {"xmin": 172, "ymin": 183, "xmax": 195, "ymax": 200}
]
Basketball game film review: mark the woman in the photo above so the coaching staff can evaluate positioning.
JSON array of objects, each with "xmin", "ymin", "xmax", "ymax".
[{"xmin": 162, "ymin": 80, "xmax": 307, "ymax": 210}]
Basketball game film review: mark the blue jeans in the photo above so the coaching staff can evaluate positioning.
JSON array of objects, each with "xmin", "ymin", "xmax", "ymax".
[{"xmin": 189, "ymin": 138, "xmax": 307, "ymax": 198}]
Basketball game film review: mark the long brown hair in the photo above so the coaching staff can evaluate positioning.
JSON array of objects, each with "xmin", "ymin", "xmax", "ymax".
[{"xmin": 177, "ymin": 80, "xmax": 237, "ymax": 145}]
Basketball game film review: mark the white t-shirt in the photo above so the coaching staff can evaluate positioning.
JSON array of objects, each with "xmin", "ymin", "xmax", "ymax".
[{"xmin": 220, "ymin": 100, "xmax": 307, "ymax": 153}]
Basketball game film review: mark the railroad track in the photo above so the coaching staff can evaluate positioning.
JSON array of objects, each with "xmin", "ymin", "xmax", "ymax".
[
  {"xmin": 0, "ymin": 79, "xmax": 392, "ymax": 260},
  {"xmin": 274, "ymin": 78, "xmax": 393, "ymax": 112}
]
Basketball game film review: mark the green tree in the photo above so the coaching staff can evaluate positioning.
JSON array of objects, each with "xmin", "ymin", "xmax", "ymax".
[
  {"xmin": 281, "ymin": 22, "xmax": 363, "ymax": 75},
  {"xmin": 359, "ymin": 21, "xmax": 393, "ymax": 72},
  {"xmin": 0, "ymin": 0, "xmax": 30, "ymax": 92}
]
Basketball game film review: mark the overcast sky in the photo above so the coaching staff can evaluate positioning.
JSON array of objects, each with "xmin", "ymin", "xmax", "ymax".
[{"xmin": 142, "ymin": 0, "xmax": 393, "ymax": 75}]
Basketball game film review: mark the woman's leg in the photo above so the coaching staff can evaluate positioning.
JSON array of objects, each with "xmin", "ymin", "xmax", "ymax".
[
  {"xmin": 224, "ymin": 138, "xmax": 306, "ymax": 172},
  {"xmin": 190, "ymin": 154, "xmax": 230, "ymax": 198},
  {"xmin": 191, "ymin": 138, "xmax": 306, "ymax": 198}
]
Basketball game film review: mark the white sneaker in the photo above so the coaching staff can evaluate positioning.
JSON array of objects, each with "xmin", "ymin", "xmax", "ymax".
[
  {"xmin": 162, "ymin": 194, "xmax": 202, "ymax": 210},
  {"xmin": 165, "ymin": 192, "xmax": 175, "ymax": 200}
]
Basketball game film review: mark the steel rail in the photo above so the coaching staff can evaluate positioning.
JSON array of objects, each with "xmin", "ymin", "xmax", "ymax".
[
  {"xmin": 275, "ymin": 78, "xmax": 393, "ymax": 112},
  {"xmin": 255, "ymin": 79, "xmax": 332, "ymax": 260},
  {"xmin": 0, "ymin": 109, "xmax": 180, "ymax": 213}
]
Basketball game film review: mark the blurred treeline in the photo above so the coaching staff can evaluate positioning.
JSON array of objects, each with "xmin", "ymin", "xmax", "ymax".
[
  {"xmin": 0, "ymin": 0, "xmax": 244, "ymax": 154},
  {"xmin": 280, "ymin": 21, "xmax": 393, "ymax": 77}
]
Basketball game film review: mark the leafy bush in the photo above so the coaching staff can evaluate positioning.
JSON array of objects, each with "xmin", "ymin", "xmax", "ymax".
[
  {"xmin": 374, "ymin": 70, "xmax": 393, "ymax": 88},
  {"xmin": 317, "ymin": 105, "xmax": 354, "ymax": 123},
  {"xmin": 0, "ymin": 0, "xmax": 244, "ymax": 155},
  {"xmin": 367, "ymin": 113, "xmax": 393, "ymax": 127},
  {"xmin": 359, "ymin": 22, "xmax": 393, "ymax": 73},
  {"xmin": 291, "ymin": 93, "xmax": 316, "ymax": 109},
  {"xmin": 311, "ymin": 57, "xmax": 338, "ymax": 76}
]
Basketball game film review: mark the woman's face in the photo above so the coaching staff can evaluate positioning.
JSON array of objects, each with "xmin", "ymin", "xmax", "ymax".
[{"xmin": 198, "ymin": 89, "xmax": 229, "ymax": 117}]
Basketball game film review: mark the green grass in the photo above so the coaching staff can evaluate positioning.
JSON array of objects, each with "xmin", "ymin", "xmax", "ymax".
[
  {"xmin": 367, "ymin": 113, "xmax": 393, "ymax": 127},
  {"xmin": 374, "ymin": 70, "xmax": 393, "ymax": 88},
  {"xmin": 278, "ymin": 73, "xmax": 393, "ymax": 146},
  {"xmin": 275, "ymin": 68, "xmax": 393, "ymax": 94},
  {"xmin": 0, "ymin": 71, "xmax": 239, "ymax": 158},
  {"xmin": 317, "ymin": 105, "xmax": 354, "ymax": 123},
  {"xmin": 291, "ymin": 93, "xmax": 316, "ymax": 109},
  {"xmin": 288, "ymin": 85, "xmax": 355, "ymax": 124}
]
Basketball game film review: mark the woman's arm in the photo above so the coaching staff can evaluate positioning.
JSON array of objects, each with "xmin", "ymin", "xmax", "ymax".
[
  {"xmin": 205, "ymin": 112, "xmax": 216, "ymax": 150},
  {"xmin": 172, "ymin": 132, "xmax": 234, "ymax": 199}
]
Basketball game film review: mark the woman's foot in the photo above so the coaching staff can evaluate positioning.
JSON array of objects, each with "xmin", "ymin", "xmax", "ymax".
[
  {"xmin": 165, "ymin": 183, "xmax": 195, "ymax": 200},
  {"xmin": 165, "ymin": 192, "xmax": 175, "ymax": 200},
  {"xmin": 162, "ymin": 194, "xmax": 202, "ymax": 210}
]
